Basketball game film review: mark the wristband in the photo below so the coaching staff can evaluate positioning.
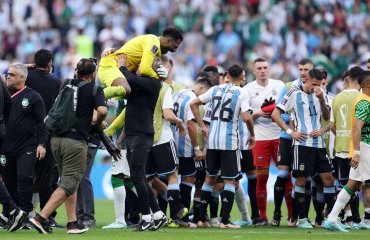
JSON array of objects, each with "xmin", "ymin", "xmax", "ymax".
[
  {"xmin": 285, "ymin": 129, "xmax": 293, "ymax": 135},
  {"xmin": 194, "ymin": 146, "xmax": 200, "ymax": 151},
  {"xmin": 354, "ymin": 150, "xmax": 361, "ymax": 156}
]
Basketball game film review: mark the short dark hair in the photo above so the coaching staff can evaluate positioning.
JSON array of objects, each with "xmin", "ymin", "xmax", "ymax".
[
  {"xmin": 203, "ymin": 65, "xmax": 219, "ymax": 74},
  {"xmin": 195, "ymin": 77, "xmax": 214, "ymax": 87},
  {"xmin": 196, "ymin": 70, "xmax": 210, "ymax": 79},
  {"xmin": 76, "ymin": 58, "xmax": 97, "ymax": 76},
  {"xmin": 318, "ymin": 68, "xmax": 328, "ymax": 79},
  {"xmin": 162, "ymin": 27, "xmax": 183, "ymax": 42},
  {"xmin": 227, "ymin": 64, "xmax": 244, "ymax": 80},
  {"xmin": 348, "ymin": 66, "xmax": 364, "ymax": 82},
  {"xmin": 308, "ymin": 68, "xmax": 324, "ymax": 81},
  {"xmin": 358, "ymin": 70, "xmax": 370, "ymax": 85},
  {"xmin": 253, "ymin": 57, "xmax": 266, "ymax": 64},
  {"xmin": 341, "ymin": 70, "xmax": 349, "ymax": 81},
  {"xmin": 34, "ymin": 49, "xmax": 53, "ymax": 68},
  {"xmin": 298, "ymin": 58, "xmax": 313, "ymax": 66},
  {"xmin": 368, "ymin": 58, "xmax": 370, "ymax": 63}
]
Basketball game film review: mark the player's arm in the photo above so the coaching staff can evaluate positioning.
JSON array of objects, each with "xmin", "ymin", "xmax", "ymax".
[
  {"xmin": 315, "ymin": 87, "xmax": 330, "ymax": 121},
  {"xmin": 241, "ymin": 111, "xmax": 255, "ymax": 149},
  {"xmin": 190, "ymin": 98, "xmax": 207, "ymax": 135},
  {"xmin": 272, "ymin": 93, "xmax": 307, "ymax": 142},
  {"xmin": 162, "ymin": 89, "xmax": 185, "ymax": 136},
  {"xmin": 139, "ymin": 42, "xmax": 160, "ymax": 78},
  {"xmin": 187, "ymin": 108, "xmax": 203, "ymax": 160}
]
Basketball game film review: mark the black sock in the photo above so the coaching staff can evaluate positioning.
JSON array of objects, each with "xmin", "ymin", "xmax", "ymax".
[
  {"xmin": 192, "ymin": 199, "xmax": 202, "ymax": 223},
  {"xmin": 220, "ymin": 190, "xmax": 235, "ymax": 224},
  {"xmin": 209, "ymin": 193, "xmax": 220, "ymax": 219},
  {"xmin": 323, "ymin": 186, "xmax": 336, "ymax": 214},
  {"xmin": 180, "ymin": 183, "xmax": 192, "ymax": 210},
  {"xmin": 304, "ymin": 181, "xmax": 311, "ymax": 217},
  {"xmin": 313, "ymin": 191, "xmax": 325, "ymax": 223},
  {"xmin": 180, "ymin": 183, "xmax": 193, "ymax": 221},
  {"xmin": 247, "ymin": 177, "xmax": 259, "ymax": 219},
  {"xmin": 157, "ymin": 193, "xmax": 168, "ymax": 215},
  {"xmin": 273, "ymin": 177, "xmax": 286, "ymax": 216},
  {"xmin": 295, "ymin": 186, "xmax": 307, "ymax": 219},
  {"xmin": 350, "ymin": 192, "xmax": 361, "ymax": 223},
  {"xmin": 291, "ymin": 192, "xmax": 298, "ymax": 219},
  {"xmin": 167, "ymin": 188, "xmax": 181, "ymax": 220},
  {"xmin": 199, "ymin": 190, "xmax": 212, "ymax": 222}
]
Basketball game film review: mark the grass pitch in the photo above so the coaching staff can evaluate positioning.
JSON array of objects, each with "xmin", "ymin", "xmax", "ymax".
[{"xmin": 1, "ymin": 200, "xmax": 369, "ymax": 240}]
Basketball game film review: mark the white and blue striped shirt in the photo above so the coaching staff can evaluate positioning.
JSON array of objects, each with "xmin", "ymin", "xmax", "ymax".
[
  {"xmin": 172, "ymin": 89, "xmax": 196, "ymax": 157},
  {"xmin": 277, "ymin": 86, "xmax": 328, "ymax": 148},
  {"xmin": 198, "ymin": 83, "xmax": 250, "ymax": 150},
  {"xmin": 238, "ymin": 117, "xmax": 250, "ymax": 150}
]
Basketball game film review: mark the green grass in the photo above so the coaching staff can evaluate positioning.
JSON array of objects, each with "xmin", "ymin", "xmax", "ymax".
[{"xmin": 1, "ymin": 200, "xmax": 369, "ymax": 239}]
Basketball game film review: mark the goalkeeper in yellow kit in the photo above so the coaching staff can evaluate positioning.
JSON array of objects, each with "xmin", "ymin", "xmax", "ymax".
[{"xmin": 98, "ymin": 27, "xmax": 183, "ymax": 99}]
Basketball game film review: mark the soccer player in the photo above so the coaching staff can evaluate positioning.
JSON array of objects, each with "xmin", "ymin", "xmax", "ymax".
[
  {"xmin": 244, "ymin": 58, "xmax": 285, "ymax": 225},
  {"xmin": 98, "ymin": 27, "xmax": 183, "ymax": 99},
  {"xmin": 172, "ymin": 78, "xmax": 214, "ymax": 226},
  {"xmin": 329, "ymin": 67, "xmax": 362, "ymax": 228},
  {"xmin": 272, "ymin": 69, "xmax": 336, "ymax": 229},
  {"xmin": 325, "ymin": 70, "xmax": 370, "ymax": 232},
  {"xmin": 191, "ymin": 64, "xmax": 255, "ymax": 229},
  {"xmin": 161, "ymin": 55, "xmax": 185, "ymax": 94}
]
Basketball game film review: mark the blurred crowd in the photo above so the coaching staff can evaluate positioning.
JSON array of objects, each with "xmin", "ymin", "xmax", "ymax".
[{"xmin": 0, "ymin": 0, "xmax": 369, "ymax": 91}]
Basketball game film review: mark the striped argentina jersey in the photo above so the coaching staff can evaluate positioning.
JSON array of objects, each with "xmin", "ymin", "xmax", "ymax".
[
  {"xmin": 198, "ymin": 83, "xmax": 251, "ymax": 150},
  {"xmin": 277, "ymin": 86, "xmax": 328, "ymax": 148},
  {"xmin": 172, "ymin": 89, "xmax": 197, "ymax": 157}
]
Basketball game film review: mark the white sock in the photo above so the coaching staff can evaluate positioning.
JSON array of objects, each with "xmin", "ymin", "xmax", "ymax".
[
  {"xmin": 142, "ymin": 214, "xmax": 152, "ymax": 222},
  {"xmin": 327, "ymin": 189, "xmax": 351, "ymax": 223},
  {"xmin": 113, "ymin": 186, "xmax": 126, "ymax": 223},
  {"xmin": 235, "ymin": 187, "xmax": 251, "ymax": 221},
  {"xmin": 153, "ymin": 211, "xmax": 164, "ymax": 220}
]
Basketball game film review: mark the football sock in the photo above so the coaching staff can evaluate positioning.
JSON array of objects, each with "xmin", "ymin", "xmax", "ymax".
[
  {"xmin": 220, "ymin": 183, "xmax": 235, "ymax": 224},
  {"xmin": 167, "ymin": 183, "xmax": 181, "ymax": 220},
  {"xmin": 256, "ymin": 173, "xmax": 268, "ymax": 219},
  {"xmin": 247, "ymin": 175, "xmax": 259, "ymax": 219},
  {"xmin": 327, "ymin": 186, "xmax": 352, "ymax": 223}
]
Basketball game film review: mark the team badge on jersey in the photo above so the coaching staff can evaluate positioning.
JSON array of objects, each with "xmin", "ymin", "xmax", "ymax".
[
  {"xmin": 22, "ymin": 98, "xmax": 29, "ymax": 108},
  {"xmin": 299, "ymin": 163, "xmax": 305, "ymax": 171},
  {"xmin": 151, "ymin": 45, "xmax": 158, "ymax": 54}
]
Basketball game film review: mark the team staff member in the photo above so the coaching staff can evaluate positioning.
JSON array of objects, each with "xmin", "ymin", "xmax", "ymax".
[
  {"xmin": 2, "ymin": 63, "xmax": 47, "ymax": 222},
  {"xmin": 25, "ymin": 49, "xmax": 62, "ymax": 228},
  {"xmin": 115, "ymin": 54, "xmax": 167, "ymax": 231},
  {"xmin": 30, "ymin": 58, "xmax": 107, "ymax": 234}
]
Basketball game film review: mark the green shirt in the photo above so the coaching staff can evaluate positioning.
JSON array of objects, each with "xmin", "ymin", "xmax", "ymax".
[
  {"xmin": 355, "ymin": 99, "xmax": 370, "ymax": 145},
  {"xmin": 331, "ymin": 90, "xmax": 360, "ymax": 154}
]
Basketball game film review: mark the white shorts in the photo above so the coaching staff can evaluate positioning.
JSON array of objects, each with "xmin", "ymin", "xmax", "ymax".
[
  {"xmin": 111, "ymin": 150, "xmax": 130, "ymax": 177},
  {"xmin": 349, "ymin": 142, "xmax": 370, "ymax": 182}
]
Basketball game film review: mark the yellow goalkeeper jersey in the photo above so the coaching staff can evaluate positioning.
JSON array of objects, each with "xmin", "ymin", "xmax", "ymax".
[{"xmin": 99, "ymin": 34, "xmax": 161, "ymax": 79}]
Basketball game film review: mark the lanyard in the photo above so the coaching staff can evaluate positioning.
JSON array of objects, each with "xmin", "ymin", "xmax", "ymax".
[{"xmin": 11, "ymin": 86, "xmax": 27, "ymax": 98}]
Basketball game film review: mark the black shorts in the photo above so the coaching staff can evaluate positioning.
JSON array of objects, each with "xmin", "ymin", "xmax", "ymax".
[
  {"xmin": 146, "ymin": 140, "xmax": 178, "ymax": 177},
  {"xmin": 206, "ymin": 149, "xmax": 240, "ymax": 179},
  {"xmin": 240, "ymin": 150, "xmax": 256, "ymax": 172},
  {"xmin": 292, "ymin": 145, "xmax": 332, "ymax": 178},
  {"xmin": 333, "ymin": 157, "xmax": 351, "ymax": 182},
  {"xmin": 178, "ymin": 157, "xmax": 197, "ymax": 177},
  {"xmin": 277, "ymin": 138, "xmax": 293, "ymax": 168}
]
